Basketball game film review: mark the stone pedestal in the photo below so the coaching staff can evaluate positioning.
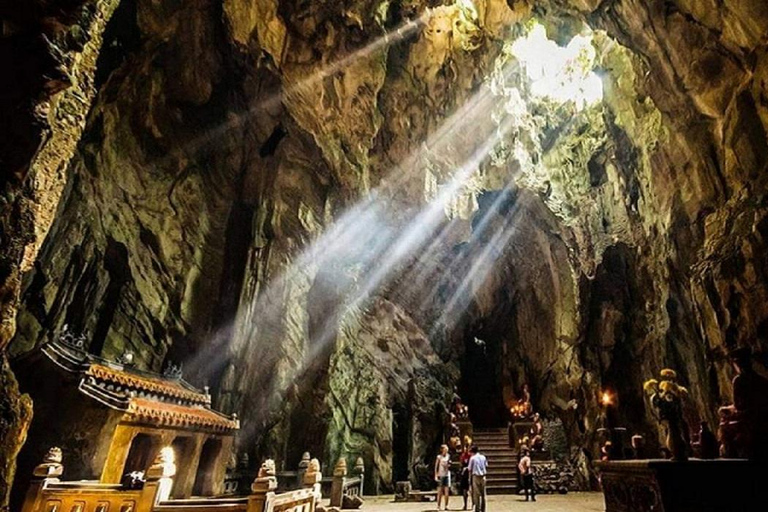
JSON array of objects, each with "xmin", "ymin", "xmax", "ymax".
[{"xmin": 596, "ymin": 459, "xmax": 768, "ymax": 512}]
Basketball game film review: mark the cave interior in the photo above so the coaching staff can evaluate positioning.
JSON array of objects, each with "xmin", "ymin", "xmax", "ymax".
[{"xmin": 2, "ymin": 0, "xmax": 768, "ymax": 509}]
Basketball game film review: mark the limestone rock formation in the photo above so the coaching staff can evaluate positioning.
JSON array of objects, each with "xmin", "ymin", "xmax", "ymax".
[{"xmin": 2, "ymin": 0, "xmax": 768, "ymax": 501}]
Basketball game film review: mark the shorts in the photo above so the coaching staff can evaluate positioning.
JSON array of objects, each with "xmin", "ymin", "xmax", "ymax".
[{"xmin": 438, "ymin": 475, "xmax": 451, "ymax": 487}]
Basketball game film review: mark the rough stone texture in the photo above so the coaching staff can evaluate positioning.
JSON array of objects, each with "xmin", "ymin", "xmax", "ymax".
[
  {"xmin": 0, "ymin": 359, "xmax": 32, "ymax": 512},
  {"xmin": 2, "ymin": 0, "xmax": 768, "ymax": 499},
  {"xmin": 0, "ymin": 0, "xmax": 118, "ymax": 507}
]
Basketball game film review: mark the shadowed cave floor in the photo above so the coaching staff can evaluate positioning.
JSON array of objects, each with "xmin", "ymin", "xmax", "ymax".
[{"xmin": 354, "ymin": 494, "xmax": 604, "ymax": 512}]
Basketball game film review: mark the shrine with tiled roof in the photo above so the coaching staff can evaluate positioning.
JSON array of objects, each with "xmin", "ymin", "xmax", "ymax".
[{"xmin": 11, "ymin": 332, "xmax": 239, "ymax": 502}]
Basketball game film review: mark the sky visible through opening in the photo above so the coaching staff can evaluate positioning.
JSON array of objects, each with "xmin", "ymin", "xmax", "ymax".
[{"xmin": 511, "ymin": 22, "xmax": 603, "ymax": 109}]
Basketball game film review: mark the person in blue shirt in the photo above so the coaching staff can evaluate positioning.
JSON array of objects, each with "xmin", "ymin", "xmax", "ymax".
[{"xmin": 467, "ymin": 445, "xmax": 487, "ymax": 512}]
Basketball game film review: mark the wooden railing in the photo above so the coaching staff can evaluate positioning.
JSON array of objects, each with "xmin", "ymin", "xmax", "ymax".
[
  {"xmin": 328, "ymin": 458, "xmax": 364, "ymax": 508},
  {"xmin": 22, "ymin": 447, "xmax": 322, "ymax": 512}
]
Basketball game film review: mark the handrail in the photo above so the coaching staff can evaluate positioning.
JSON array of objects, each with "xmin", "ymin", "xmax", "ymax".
[{"xmin": 22, "ymin": 447, "xmax": 322, "ymax": 512}]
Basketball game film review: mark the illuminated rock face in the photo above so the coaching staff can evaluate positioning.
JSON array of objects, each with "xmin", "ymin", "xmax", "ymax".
[{"xmin": 2, "ymin": 0, "xmax": 768, "ymax": 498}]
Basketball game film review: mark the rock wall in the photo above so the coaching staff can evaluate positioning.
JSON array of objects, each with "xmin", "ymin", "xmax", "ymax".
[
  {"xmin": 1, "ymin": 0, "xmax": 119, "ymax": 508},
  {"xmin": 2, "ymin": 0, "xmax": 768, "ymax": 501}
]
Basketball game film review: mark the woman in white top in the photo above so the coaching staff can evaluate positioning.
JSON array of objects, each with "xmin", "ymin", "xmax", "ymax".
[{"xmin": 434, "ymin": 444, "xmax": 451, "ymax": 511}]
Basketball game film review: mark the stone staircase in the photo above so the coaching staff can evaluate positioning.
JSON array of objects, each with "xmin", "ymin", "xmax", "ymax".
[{"xmin": 471, "ymin": 428, "xmax": 518, "ymax": 495}]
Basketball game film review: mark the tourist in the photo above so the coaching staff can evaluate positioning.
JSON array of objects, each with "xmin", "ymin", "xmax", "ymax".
[
  {"xmin": 468, "ymin": 445, "xmax": 487, "ymax": 512},
  {"xmin": 434, "ymin": 444, "xmax": 451, "ymax": 511},
  {"xmin": 518, "ymin": 447, "xmax": 535, "ymax": 502},
  {"xmin": 459, "ymin": 443, "xmax": 472, "ymax": 510}
]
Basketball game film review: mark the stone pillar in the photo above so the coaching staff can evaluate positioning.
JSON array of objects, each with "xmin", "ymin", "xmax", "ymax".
[
  {"xmin": 329, "ymin": 458, "xmax": 347, "ymax": 508},
  {"xmin": 21, "ymin": 448, "xmax": 64, "ymax": 512},
  {"xmin": 171, "ymin": 435, "xmax": 204, "ymax": 498},
  {"xmin": 302, "ymin": 458, "xmax": 322, "ymax": 496},
  {"xmin": 247, "ymin": 460, "xmax": 277, "ymax": 512},
  {"xmin": 101, "ymin": 425, "xmax": 130, "ymax": 483},
  {"xmin": 353, "ymin": 457, "xmax": 365, "ymax": 496},
  {"xmin": 214, "ymin": 436, "xmax": 235, "ymax": 496},
  {"xmin": 138, "ymin": 447, "xmax": 176, "ymax": 509},
  {"xmin": 297, "ymin": 452, "xmax": 310, "ymax": 489}
]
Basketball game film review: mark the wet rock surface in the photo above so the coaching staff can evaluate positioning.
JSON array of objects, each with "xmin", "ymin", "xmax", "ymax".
[{"xmin": 2, "ymin": 0, "xmax": 768, "ymax": 501}]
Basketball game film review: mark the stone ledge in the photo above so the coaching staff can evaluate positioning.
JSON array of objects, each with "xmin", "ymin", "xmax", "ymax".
[{"xmin": 596, "ymin": 459, "xmax": 768, "ymax": 512}]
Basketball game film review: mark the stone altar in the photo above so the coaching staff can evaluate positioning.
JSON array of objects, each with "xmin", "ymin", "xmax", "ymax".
[{"xmin": 596, "ymin": 459, "xmax": 768, "ymax": 512}]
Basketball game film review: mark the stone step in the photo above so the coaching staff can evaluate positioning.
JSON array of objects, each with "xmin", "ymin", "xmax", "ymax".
[
  {"xmin": 486, "ymin": 486, "xmax": 519, "ymax": 495},
  {"xmin": 487, "ymin": 463, "xmax": 516, "ymax": 469},
  {"xmin": 486, "ymin": 459, "xmax": 517, "ymax": 465},
  {"xmin": 482, "ymin": 451, "xmax": 516, "ymax": 457},
  {"xmin": 487, "ymin": 470, "xmax": 517, "ymax": 478},
  {"xmin": 487, "ymin": 477, "xmax": 519, "ymax": 485},
  {"xmin": 487, "ymin": 464, "xmax": 517, "ymax": 471},
  {"xmin": 487, "ymin": 471, "xmax": 517, "ymax": 478}
]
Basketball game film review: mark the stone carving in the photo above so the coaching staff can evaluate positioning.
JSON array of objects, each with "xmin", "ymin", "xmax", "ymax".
[
  {"xmin": 601, "ymin": 471, "xmax": 662, "ymax": 512},
  {"xmin": 304, "ymin": 458, "xmax": 322, "ymax": 487},
  {"xmin": 644, "ymin": 369, "xmax": 690, "ymax": 461},
  {"xmin": 259, "ymin": 459, "xmax": 276, "ymax": 478},
  {"xmin": 162, "ymin": 361, "xmax": 183, "ymax": 380},
  {"xmin": 252, "ymin": 459, "xmax": 278, "ymax": 493},
  {"xmin": 394, "ymin": 481, "xmax": 412, "ymax": 501},
  {"xmin": 511, "ymin": 383, "xmax": 533, "ymax": 420},
  {"xmin": 693, "ymin": 421, "xmax": 718, "ymax": 459},
  {"xmin": 630, "ymin": 435, "xmax": 647, "ymax": 459},
  {"xmin": 33, "ymin": 447, "xmax": 64, "ymax": 478},
  {"xmin": 333, "ymin": 458, "xmax": 347, "ymax": 477},
  {"xmin": 450, "ymin": 388, "xmax": 469, "ymax": 420},
  {"xmin": 59, "ymin": 324, "xmax": 87, "ymax": 349},
  {"xmin": 117, "ymin": 351, "xmax": 135, "ymax": 367},
  {"xmin": 530, "ymin": 413, "xmax": 545, "ymax": 452},
  {"xmin": 43, "ymin": 446, "xmax": 62, "ymax": 464},
  {"xmin": 717, "ymin": 346, "xmax": 768, "ymax": 460},
  {"xmin": 299, "ymin": 452, "xmax": 311, "ymax": 470},
  {"xmin": 353, "ymin": 457, "xmax": 364, "ymax": 475}
]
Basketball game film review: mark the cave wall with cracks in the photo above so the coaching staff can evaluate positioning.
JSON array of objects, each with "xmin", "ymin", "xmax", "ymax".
[{"xmin": 2, "ymin": 0, "xmax": 768, "ymax": 505}]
